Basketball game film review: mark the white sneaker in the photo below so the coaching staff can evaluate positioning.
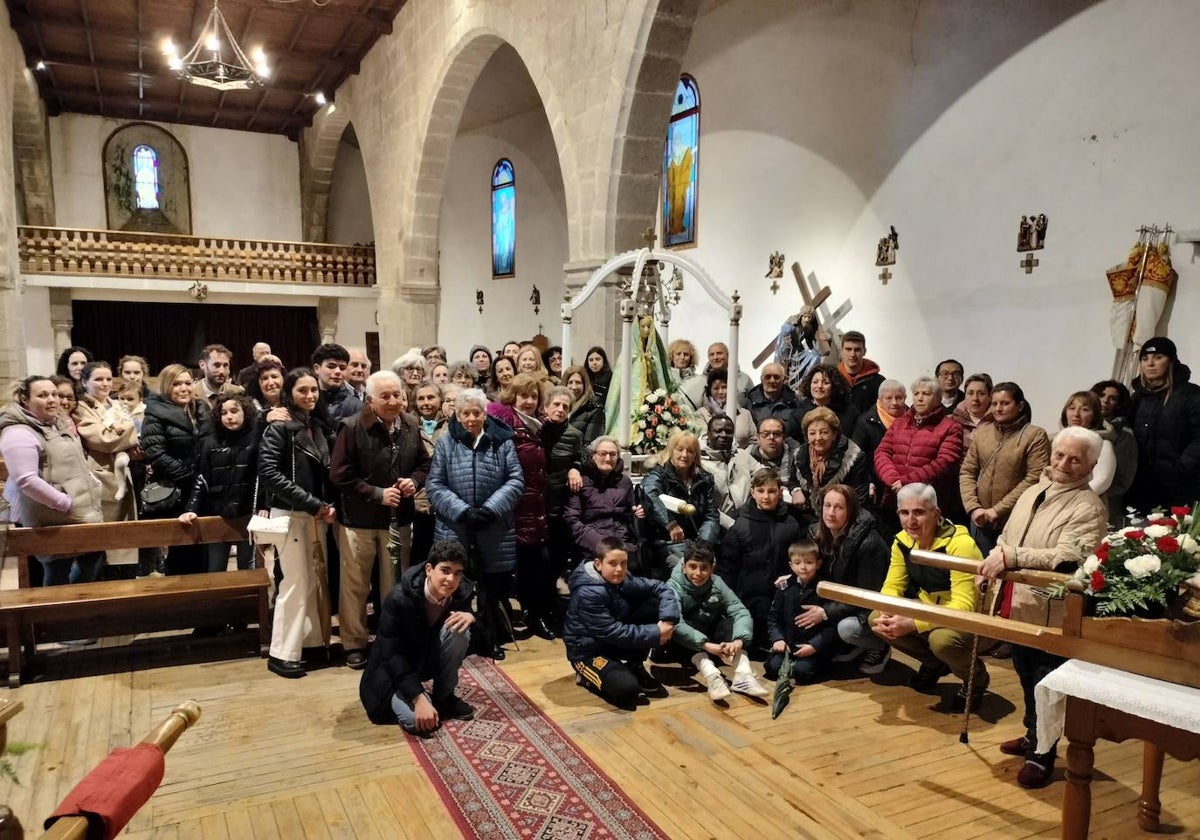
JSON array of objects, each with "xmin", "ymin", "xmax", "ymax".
[
  {"xmin": 729, "ymin": 674, "xmax": 770, "ymax": 697},
  {"xmin": 705, "ymin": 672, "xmax": 731, "ymax": 701}
]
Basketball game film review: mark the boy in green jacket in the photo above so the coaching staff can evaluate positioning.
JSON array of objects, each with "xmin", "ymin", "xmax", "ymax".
[{"xmin": 666, "ymin": 541, "xmax": 770, "ymax": 701}]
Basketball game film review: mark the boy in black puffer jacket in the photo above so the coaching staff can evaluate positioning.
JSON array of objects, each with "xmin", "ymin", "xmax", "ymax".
[
  {"xmin": 180, "ymin": 394, "xmax": 260, "ymax": 572},
  {"xmin": 765, "ymin": 540, "xmax": 837, "ymax": 683},
  {"xmin": 719, "ymin": 467, "xmax": 801, "ymax": 652}
]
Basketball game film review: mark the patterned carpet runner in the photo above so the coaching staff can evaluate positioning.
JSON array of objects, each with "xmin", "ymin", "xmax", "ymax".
[{"xmin": 407, "ymin": 655, "xmax": 667, "ymax": 840}]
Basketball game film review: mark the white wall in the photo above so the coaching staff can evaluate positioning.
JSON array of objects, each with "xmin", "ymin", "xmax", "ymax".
[
  {"xmin": 335, "ymin": 297, "xmax": 379, "ymax": 354},
  {"xmin": 328, "ymin": 135, "xmax": 375, "ymax": 245},
  {"xmin": 50, "ymin": 113, "xmax": 303, "ymax": 241},
  {"xmin": 670, "ymin": 0, "xmax": 1200, "ymax": 429},
  {"xmin": 437, "ymin": 107, "xmax": 568, "ymax": 358}
]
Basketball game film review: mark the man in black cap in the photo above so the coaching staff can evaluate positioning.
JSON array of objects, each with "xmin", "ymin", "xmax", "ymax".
[{"xmin": 1127, "ymin": 336, "xmax": 1200, "ymax": 512}]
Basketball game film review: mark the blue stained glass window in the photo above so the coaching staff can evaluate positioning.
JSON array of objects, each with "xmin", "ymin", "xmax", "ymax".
[
  {"xmin": 492, "ymin": 158, "xmax": 515, "ymax": 277},
  {"xmin": 132, "ymin": 145, "xmax": 160, "ymax": 210},
  {"xmin": 662, "ymin": 74, "xmax": 699, "ymax": 248}
]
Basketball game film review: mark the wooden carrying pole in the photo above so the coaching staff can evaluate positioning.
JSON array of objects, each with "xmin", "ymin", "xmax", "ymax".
[
  {"xmin": 817, "ymin": 545, "xmax": 1200, "ymax": 691},
  {"xmin": 40, "ymin": 701, "xmax": 202, "ymax": 840}
]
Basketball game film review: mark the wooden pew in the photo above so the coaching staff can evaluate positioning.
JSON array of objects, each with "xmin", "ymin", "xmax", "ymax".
[{"xmin": 1, "ymin": 517, "xmax": 268, "ymax": 687}]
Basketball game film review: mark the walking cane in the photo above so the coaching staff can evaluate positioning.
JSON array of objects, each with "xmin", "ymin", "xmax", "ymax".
[{"xmin": 960, "ymin": 579, "xmax": 1001, "ymax": 744}]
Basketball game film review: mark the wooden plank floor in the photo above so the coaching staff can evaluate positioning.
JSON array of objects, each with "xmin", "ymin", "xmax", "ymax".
[{"xmin": 1, "ymin": 631, "xmax": 1197, "ymax": 838}]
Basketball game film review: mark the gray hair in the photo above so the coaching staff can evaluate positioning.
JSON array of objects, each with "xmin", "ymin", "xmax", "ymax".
[
  {"xmin": 1053, "ymin": 426, "xmax": 1102, "ymax": 465},
  {"xmin": 447, "ymin": 361, "xmax": 476, "ymax": 381},
  {"xmin": 589, "ymin": 435, "xmax": 621, "ymax": 453},
  {"xmin": 365, "ymin": 370, "xmax": 404, "ymax": 398},
  {"xmin": 910, "ymin": 376, "xmax": 942, "ymax": 401},
  {"xmin": 391, "ymin": 349, "xmax": 426, "ymax": 377},
  {"xmin": 547, "ymin": 385, "xmax": 573, "ymax": 406},
  {"xmin": 878, "ymin": 378, "xmax": 906, "ymax": 398},
  {"xmin": 896, "ymin": 482, "xmax": 939, "ymax": 510},
  {"xmin": 454, "ymin": 387, "xmax": 488, "ymax": 414}
]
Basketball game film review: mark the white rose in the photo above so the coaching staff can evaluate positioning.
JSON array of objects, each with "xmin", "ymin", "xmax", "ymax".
[
  {"xmin": 1144, "ymin": 524, "xmax": 1171, "ymax": 539},
  {"xmin": 1181, "ymin": 534, "xmax": 1200, "ymax": 556},
  {"xmin": 1124, "ymin": 554, "xmax": 1162, "ymax": 579},
  {"xmin": 1081, "ymin": 556, "xmax": 1101, "ymax": 575}
]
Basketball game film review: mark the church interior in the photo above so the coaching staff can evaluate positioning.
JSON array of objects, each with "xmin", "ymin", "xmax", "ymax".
[{"xmin": 0, "ymin": 0, "xmax": 1198, "ymax": 837}]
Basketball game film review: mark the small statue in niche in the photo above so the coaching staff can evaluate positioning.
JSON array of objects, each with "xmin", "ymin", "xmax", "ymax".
[
  {"xmin": 875, "ymin": 226, "xmax": 899, "ymax": 266},
  {"xmin": 530, "ymin": 285, "xmax": 541, "ymax": 315},
  {"xmin": 1018, "ymin": 213, "xmax": 1048, "ymax": 251},
  {"xmin": 766, "ymin": 251, "xmax": 785, "ymax": 294},
  {"xmin": 476, "ymin": 289, "xmax": 485, "ymax": 314}
]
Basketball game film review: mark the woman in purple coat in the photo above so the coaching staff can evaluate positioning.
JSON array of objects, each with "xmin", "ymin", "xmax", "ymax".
[
  {"xmin": 563, "ymin": 436, "xmax": 640, "ymax": 571},
  {"xmin": 487, "ymin": 374, "xmax": 555, "ymax": 643}
]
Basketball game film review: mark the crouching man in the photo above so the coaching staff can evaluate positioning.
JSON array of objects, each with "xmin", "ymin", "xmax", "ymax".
[{"xmin": 359, "ymin": 540, "xmax": 476, "ymax": 737}]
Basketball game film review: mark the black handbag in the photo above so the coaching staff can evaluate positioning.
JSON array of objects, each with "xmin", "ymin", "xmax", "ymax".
[{"xmin": 140, "ymin": 476, "xmax": 181, "ymax": 517}]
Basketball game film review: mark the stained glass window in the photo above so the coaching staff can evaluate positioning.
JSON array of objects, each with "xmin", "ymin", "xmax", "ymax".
[
  {"xmin": 132, "ymin": 145, "xmax": 160, "ymax": 210},
  {"xmin": 492, "ymin": 159, "xmax": 515, "ymax": 277},
  {"xmin": 662, "ymin": 74, "xmax": 699, "ymax": 248}
]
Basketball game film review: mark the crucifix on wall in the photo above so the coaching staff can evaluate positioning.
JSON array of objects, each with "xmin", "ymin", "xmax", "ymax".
[{"xmin": 753, "ymin": 261, "xmax": 852, "ymax": 392}]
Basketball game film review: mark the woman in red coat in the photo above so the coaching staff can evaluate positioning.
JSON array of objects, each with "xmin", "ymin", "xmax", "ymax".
[{"xmin": 873, "ymin": 376, "xmax": 965, "ymax": 519}]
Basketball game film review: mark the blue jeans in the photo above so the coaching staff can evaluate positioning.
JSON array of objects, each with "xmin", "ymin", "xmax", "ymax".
[
  {"xmin": 968, "ymin": 521, "xmax": 1000, "ymax": 557},
  {"xmin": 837, "ymin": 614, "xmax": 887, "ymax": 651},
  {"xmin": 390, "ymin": 626, "xmax": 471, "ymax": 732},
  {"xmin": 38, "ymin": 552, "xmax": 104, "ymax": 586}
]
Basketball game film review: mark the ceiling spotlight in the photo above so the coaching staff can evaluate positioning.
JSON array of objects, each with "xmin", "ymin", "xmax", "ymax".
[
  {"xmin": 34, "ymin": 60, "xmax": 45, "ymax": 71},
  {"xmin": 314, "ymin": 91, "xmax": 327, "ymax": 106}
]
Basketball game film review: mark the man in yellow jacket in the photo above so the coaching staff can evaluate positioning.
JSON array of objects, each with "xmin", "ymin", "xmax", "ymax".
[{"xmin": 870, "ymin": 482, "xmax": 986, "ymax": 711}]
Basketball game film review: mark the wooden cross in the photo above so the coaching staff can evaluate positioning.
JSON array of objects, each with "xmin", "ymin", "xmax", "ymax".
[
  {"xmin": 751, "ymin": 262, "xmax": 851, "ymax": 368},
  {"xmin": 878, "ymin": 266, "xmax": 892, "ymax": 285},
  {"xmin": 1020, "ymin": 252, "xmax": 1039, "ymax": 274},
  {"xmin": 643, "ymin": 227, "xmax": 657, "ymax": 249}
]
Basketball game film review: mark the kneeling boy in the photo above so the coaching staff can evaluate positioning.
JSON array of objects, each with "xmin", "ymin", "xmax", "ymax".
[
  {"xmin": 564, "ymin": 537, "xmax": 681, "ymax": 707},
  {"xmin": 359, "ymin": 540, "xmax": 476, "ymax": 737},
  {"xmin": 765, "ymin": 540, "xmax": 837, "ymax": 684},
  {"xmin": 667, "ymin": 540, "xmax": 769, "ymax": 701}
]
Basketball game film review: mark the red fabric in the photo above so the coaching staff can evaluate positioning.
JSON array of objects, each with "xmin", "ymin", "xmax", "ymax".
[
  {"xmin": 873, "ymin": 405, "xmax": 964, "ymax": 507},
  {"xmin": 45, "ymin": 743, "xmax": 165, "ymax": 840}
]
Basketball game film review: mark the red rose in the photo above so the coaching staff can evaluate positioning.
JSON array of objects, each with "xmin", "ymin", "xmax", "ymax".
[
  {"xmin": 655, "ymin": 405, "xmax": 663, "ymax": 414},
  {"xmin": 1090, "ymin": 570, "xmax": 1106, "ymax": 591},
  {"xmin": 1171, "ymin": 506, "xmax": 1192, "ymax": 518},
  {"xmin": 1152, "ymin": 518, "xmax": 1177, "ymax": 528},
  {"xmin": 1156, "ymin": 536, "xmax": 1181, "ymax": 554},
  {"xmin": 1125, "ymin": 529, "xmax": 1145, "ymax": 541},
  {"xmin": 1094, "ymin": 542, "xmax": 1109, "ymax": 561}
]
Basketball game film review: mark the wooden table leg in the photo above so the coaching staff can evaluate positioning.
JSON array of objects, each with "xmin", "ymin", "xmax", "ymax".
[
  {"xmin": 258, "ymin": 588, "xmax": 270, "ymax": 658},
  {"xmin": 1138, "ymin": 741, "xmax": 1165, "ymax": 832},
  {"xmin": 1062, "ymin": 697, "xmax": 1096, "ymax": 840},
  {"xmin": 4, "ymin": 619, "xmax": 21, "ymax": 689}
]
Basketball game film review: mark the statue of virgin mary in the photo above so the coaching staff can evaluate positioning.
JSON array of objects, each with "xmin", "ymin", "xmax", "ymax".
[{"xmin": 604, "ymin": 314, "xmax": 678, "ymax": 436}]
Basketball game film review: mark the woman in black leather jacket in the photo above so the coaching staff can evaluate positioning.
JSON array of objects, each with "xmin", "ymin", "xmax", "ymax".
[
  {"xmin": 141, "ymin": 363, "xmax": 211, "ymax": 575},
  {"xmin": 258, "ymin": 368, "xmax": 337, "ymax": 679}
]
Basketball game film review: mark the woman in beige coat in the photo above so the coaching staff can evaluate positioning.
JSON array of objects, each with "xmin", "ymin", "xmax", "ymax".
[
  {"xmin": 958, "ymin": 381, "xmax": 1049, "ymax": 556},
  {"xmin": 977, "ymin": 426, "xmax": 1108, "ymax": 790},
  {"xmin": 74, "ymin": 361, "xmax": 139, "ymax": 523}
]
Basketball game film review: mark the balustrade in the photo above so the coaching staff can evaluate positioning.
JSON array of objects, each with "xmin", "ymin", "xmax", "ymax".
[{"xmin": 17, "ymin": 226, "xmax": 376, "ymax": 287}]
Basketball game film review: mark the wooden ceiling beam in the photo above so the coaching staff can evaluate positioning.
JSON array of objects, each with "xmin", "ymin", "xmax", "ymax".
[
  {"xmin": 37, "ymin": 52, "xmax": 313, "ymax": 95},
  {"xmin": 52, "ymin": 87, "xmax": 305, "ymax": 123}
]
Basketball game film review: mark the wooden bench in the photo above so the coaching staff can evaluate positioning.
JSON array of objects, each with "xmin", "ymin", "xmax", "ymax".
[{"xmin": 1, "ymin": 517, "xmax": 269, "ymax": 687}]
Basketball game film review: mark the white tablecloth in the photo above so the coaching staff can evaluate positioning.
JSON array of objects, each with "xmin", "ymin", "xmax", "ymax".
[{"xmin": 1034, "ymin": 660, "xmax": 1200, "ymax": 754}]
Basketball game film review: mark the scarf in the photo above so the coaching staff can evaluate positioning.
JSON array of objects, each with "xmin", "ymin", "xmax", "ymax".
[
  {"xmin": 877, "ymin": 400, "xmax": 898, "ymax": 431},
  {"xmin": 808, "ymin": 445, "xmax": 828, "ymax": 489}
]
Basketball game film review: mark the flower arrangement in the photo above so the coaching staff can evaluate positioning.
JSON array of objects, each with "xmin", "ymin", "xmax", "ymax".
[
  {"xmin": 1068, "ymin": 504, "xmax": 1200, "ymax": 618},
  {"xmin": 628, "ymin": 388, "xmax": 696, "ymax": 455}
]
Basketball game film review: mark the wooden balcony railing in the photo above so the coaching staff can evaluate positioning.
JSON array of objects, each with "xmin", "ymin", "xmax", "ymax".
[{"xmin": 17, "ymin": 226, "xmax": 376, "ymax": 287}]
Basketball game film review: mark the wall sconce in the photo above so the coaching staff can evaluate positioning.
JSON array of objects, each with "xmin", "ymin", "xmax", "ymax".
[
  {"xmin": 476, "ymin": 289, "xmax": 485, "ymax": 314},
  {"xmin": 188, "ymin": 280, "xmax": 208, "ymax": 301}
]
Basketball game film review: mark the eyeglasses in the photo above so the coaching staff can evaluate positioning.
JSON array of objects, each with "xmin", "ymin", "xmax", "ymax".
[
  {"xmin": 759, "ymin": 430, "xmax": 784, "ymax": 438},
  {"xmin": 594, "ymin": 450, "xmax": 619, "ymax": 459}
]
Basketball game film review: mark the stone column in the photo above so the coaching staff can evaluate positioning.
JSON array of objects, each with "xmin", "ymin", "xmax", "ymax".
[
  {"xmin": 561, "ymin": 258, "xmax": 625, "ymax": 367},
  {"xmin": 317, "ymin": 297, "xmax": 339, "ymax": 345},
  {"xmin": 49, "ymin": 288, "xmax": 72, "ymax": 358},
  {"xmin": 378, "ymin": 283, "xmax": 438, "ymax": 366}
]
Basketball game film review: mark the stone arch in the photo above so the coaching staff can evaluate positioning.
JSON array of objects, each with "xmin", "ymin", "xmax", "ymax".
[
  {"xmin": 101, "ymin": 122, "xmax": 192, "ymax": 233},
  {"xmin": 300, "ymin": 102, "xmax": 352, "ymax": 242},
  {"xmin": 605, "ymin": 1, "xmax": 702, "ymax": 253},
  {"xmin": 11, "ymin": 64, "xmax": 54, "ymax": 226},
  {"xmin": 405, "ymin": 30, "xmax": 575, "ymax": 298}
]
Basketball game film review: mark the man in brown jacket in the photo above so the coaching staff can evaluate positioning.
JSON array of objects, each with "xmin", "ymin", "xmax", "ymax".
[{"xmin": 977, "ymin": 426, "xmax": 1107, "ymax": 790}]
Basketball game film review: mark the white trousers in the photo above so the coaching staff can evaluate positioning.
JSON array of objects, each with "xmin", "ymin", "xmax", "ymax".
[{"xmin": 269, "ymin": 510, "xmax": 330, "ymax": 661}]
